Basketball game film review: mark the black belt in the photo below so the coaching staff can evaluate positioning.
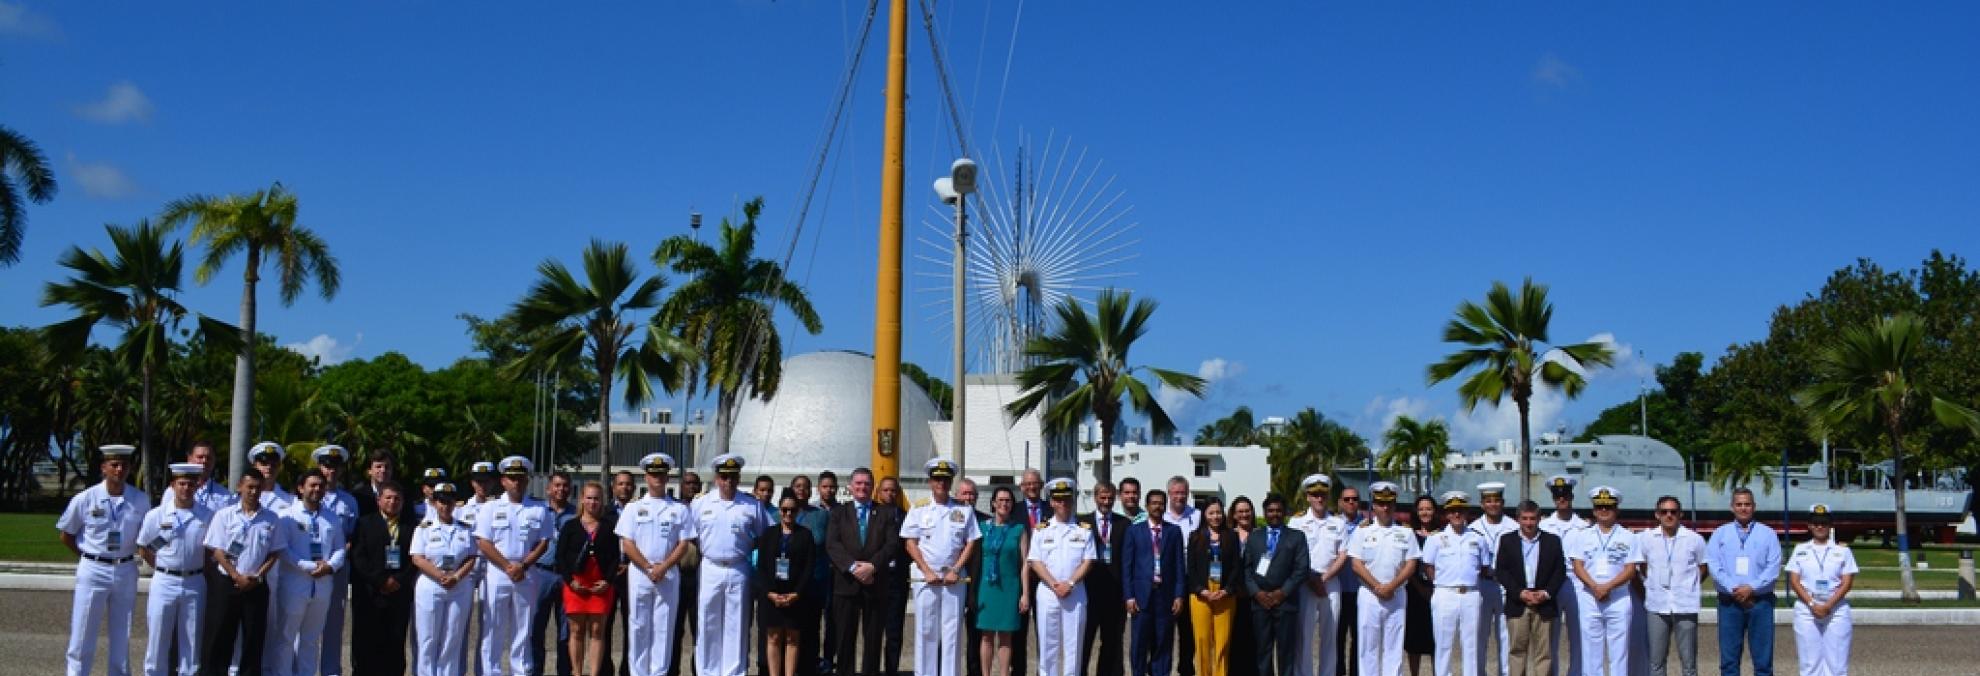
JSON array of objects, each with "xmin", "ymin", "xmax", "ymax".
[
  {"xmin": 155, "ymin": 566, "xmax": 202, "ymax": 577},
  {"xmin": 535, "ymin": 563, "xmax": 556, "ymax": 572},
  {"xmin": 81, "ymin": 552, "xmax": 135, "ymax": 565}
]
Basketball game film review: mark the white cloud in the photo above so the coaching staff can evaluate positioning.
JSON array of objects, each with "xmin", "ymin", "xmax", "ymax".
[
  {"xmin": 1157, "ymin": 357, "xmax": 1244, "ymax": 428},
  {"xmin": 1532, "ymin": 52, "xmax": 1580, "ymax": 89},
  {"xmin": 286, "ymin": 333, "xmax": 362, "ymax": 365},
  {"xmin": 1356, "ymin": 395, "xmax": 1436, "ymax": 442},
  {"xmin": 65, "ymin": 153, "xmax": 138, "ymax": 199},
  {"xmin": 1446, "ymin": 386, "xmax": 1572, "ymax": 452},
  {"xmin": 74, "ymin": 81, "xmax": 154, "ymax": 125},
  {"xmin": 1581, "ymin": 332, "xmax": 1654, "ymax": 381},
  {"xmin": 0, "ymin": 2, "xmax": 60, "ymax": 39}
]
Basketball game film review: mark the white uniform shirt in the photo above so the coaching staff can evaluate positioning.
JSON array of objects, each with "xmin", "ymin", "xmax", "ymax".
[
  {"xmin": 1787, "ymin": 541, "xmax": 1859, "ymax": 605},
  {"xmin": 1468, "ymin": 514, "xmax": 1516, "ymax": 572},
  {"xmin": 325, "ymin": 488, "xmax": 360, "ymax": 538},
  {"xmin": 1640, "ymin": 526, "xmax": 1707, "ymax": 614},
  {"xmin": 1421, "ymin": 524, "xmax": 1488, "ymax": 587},
  {"xmin": 204, "ymin": 504, "xmax": 284, "ymax": 574},
  {"xmin": 193, "ymin": 479, "xmax": 235, "ymax": 512},
  {"xmin": 901, "ymin": 499, "xmax": 981, "ymax": 581},
  {"xmin": 1540, "ymin": 511, "xmax": 1588, "ymax": 586},
  {"xmin": 474, "ymin": 494, "xmax": 554, "ymax": 563},
  {"xmin": 281, "ymin": 502, "xmax": 349, "ymax": 574},
  {"xmin": 413, "ymin": 519, "xmax": 479, "ymax": 572},
  {"xmin": 138, "ymin": 502, "xmax": 213, "ymax": 572},
  {"xmin": 1348, "ymin": 522, "xmax": 1421, "ymax": 583},
  {"xmin": 691, "ymin": 491, "xmax": 765, "ymax": 564},
  {"xmin": 1567, "ymin": 523, "xmax": 1643, "ymax": 586},
  {"xmin": 616, "ymin": 495, "xmax": 695, "ymax": 571},
  {"xmin": 1288, "ymin": 510, "xmax": 1348, "ymax": 588},
  {"xmin": 1027, "ymin": 518, "xmax": 1097, "ymax": 581},
  {"xmin": 260, "ymin": 484, "xmax": 296, "ymax": 513},
  {"xmin": 57, "ymin": 483, "xmax": 151, "ymax": 559}
]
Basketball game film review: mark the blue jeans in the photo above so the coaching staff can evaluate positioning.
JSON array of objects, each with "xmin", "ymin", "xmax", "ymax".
[
  {"xmin": 532, "ymin": 574, "xmax": 572, "ymax": 676},
  {"xmin": 1716, "ymin": 596, "xmax": 1774, "ymax": 676}
]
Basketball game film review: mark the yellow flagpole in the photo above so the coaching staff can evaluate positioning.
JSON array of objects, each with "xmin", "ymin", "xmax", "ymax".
[{"xmin": 871, "ymin": 0, "xmax": 909, "ymax": 482}]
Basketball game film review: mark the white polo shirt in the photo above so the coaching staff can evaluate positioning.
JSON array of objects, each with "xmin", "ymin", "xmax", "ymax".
[{"xmin": 1639, "ymin": 525, "xmax": 1707, "ymax": 614}]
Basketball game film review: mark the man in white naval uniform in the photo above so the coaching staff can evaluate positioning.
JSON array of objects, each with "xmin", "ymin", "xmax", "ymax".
[
  {"xmin": 1567, "ymin": 486, "xmax": 1642, "ymax": 676},
  {"xmin": 1421, "ymin": 491, "xmax": 1489, "ymax": 676},
  {"xmin": 1028, "ymin": 478, "xmax": 1097, "ymax": 676},
  {"xmin": 1469, "ymin": 482, "xmax": 1515, "ymax": 676},
  {"xmin": 476, "ymin": 456, "xmax": 556, "ymax": 675},
  {"xmin": 244, "ymin": 442, "xmax": 294, "ymax": 676},
  {"xmin": 1538, "ymin": 475, "xmax": 1587, "ymax": 676},
  {"xmin": 140, "ymin": 463, "xmax": 214, "ymax": 676},
  {"xmin": 461, "ymin": 461, "xmax": 500, "ymax": 676},
  {"xmin": 693, "ymin": 454, "xmax": 767, "ymax": 676},
  {"xmin": 277, "ymin": 472, "xmax": 348, "ymax": 676},
  {"xmin": 310, "ymin": 445, "xmax": 361, "ymax": 676},
  {"xmin": 902, "ymin": 458, "xmax": 981, "ymax": 676},
  {"xmin": 58, "ymin": 444, "xmax": 151, "ymax": 676},
  {"xmin": 618, "ymin": 453, "xmax": 696, "ymax": 676},
  {"xmin": 1349, "ymin": 481, "xmax": 1419, "ymax": 676},
  {"xmin": 1286, "ymin": 474, "xmax": 1347, "ymax": 676}
]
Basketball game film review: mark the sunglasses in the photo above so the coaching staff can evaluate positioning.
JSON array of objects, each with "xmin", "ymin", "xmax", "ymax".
[
  {"xmin": 1655, "ymin": 509, "xmax": 1679, "ymax": 515},
  {"xmin": 779, "ymin": 507, "xmax": 797, "ymax": 513}
]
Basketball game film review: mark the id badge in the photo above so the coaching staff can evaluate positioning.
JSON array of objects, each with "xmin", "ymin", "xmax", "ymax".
[
  {"xmin": 227, "ymin": 538, "xmax": 246, "ymax": 558},
  {"xmin": 310, "ymin": 540, "xmax": 324, "ymax": 561},
  {"xmin": 386, "ymin": 544, "xmax": 403, "ymax": 570},
  {"xmin": 1255, "ymin": 556, "xmax": 1273, "ymax": 577},
  {"xmin": 731, "ymin": 521, "xmax": 744, "ymax": 536},
  {"xmin": 1099, "ymin": 546, "xmax": 1111, "ymax": 564},
  {"xmin": 1594, "ymin": 559, "xmax": 1614, "ymax": 578},
  {"xmin": 1735, "ymin": 556, "xmax": 1751, "ymax": 576},
  {"xmin": 1153, "ymin": 554, "xmax": 1163, "ymax": 578},
  {"xmin": 440, "ymin": 555, "xmax": 457, "ymax": 571},
  {"xmin": 106, "ymin": 530, "xmax": 122, "ymax": 551},
  {"xmin": 1209, "ymin": 559, "xmax": 1223, "ymax": 581},
  {"xmin": 775, "ymin": 555, "xmax": 791, "ymax": 581}
]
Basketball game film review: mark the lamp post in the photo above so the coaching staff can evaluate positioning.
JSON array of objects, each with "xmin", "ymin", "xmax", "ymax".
[{"xmin": 935, "ymin": 158, "xmax": 978, "ymax": 476}]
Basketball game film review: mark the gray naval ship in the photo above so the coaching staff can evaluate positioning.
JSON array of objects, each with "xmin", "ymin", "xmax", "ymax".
[{"xmin": 1408, "ymin": 434, "xmax": 1971, "ymax": 537}]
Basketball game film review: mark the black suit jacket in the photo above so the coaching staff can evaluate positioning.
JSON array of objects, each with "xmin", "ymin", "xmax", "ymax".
[
  {"xmin": 1493, "ymin": 530, "xmax": 1566, "ymax": 619},
  {"xmin": 1242, "ymin": 525, "xmax": 1309, "ymax": 615},
  {"xmin": 350, "ymin": 512, "xmax": 418, "ymax": 608},
  {"xmin": 1187, "ymin": 526, "xmax": 1243, "ymax": 595},
  {"xmin": 1078, "ymin": 512, "xmax": 1130, "ymax": 601},
  {"xmin": 352, "ymin": 483, "xmax": 384, "ymax": 519},
  {"xmin": 554, "ymin": 515, "xmax": 621, "ymax": 579},
  {"xmin": 825, "ymin": 500, "xmax": 904, "ymax": 596}
]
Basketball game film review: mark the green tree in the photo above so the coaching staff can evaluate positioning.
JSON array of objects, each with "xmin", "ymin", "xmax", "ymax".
[
  {"xmin": 0, "ymin": 124, "xmax": 57, "ymax": 266},
  {"xmin": 654, "ymin": 197, "xmax": 822, "ymax": 455},
  {"xmin": 1194, "ymin": 406, "xmax": 1258, "ymax": 446},
  {"xmin": 160, "ymin": 182, "xmax": 340, "ymax": 485},
  {"xmin": 902, "ymin": 362, "xmax": 953, "ymax": 416},
  {"xmin": 1008, "ymin": 289, "xmax": 1208, "ymax": 484},
  {"xmin": 1797, "ymin": 313, "xmax": 1980, "ymax": 602},
  {"xmin": 1426, "ymin": 278, "xmax": 1615, "ymax": 503},
  {"xmin": 1264, "ymin": 408, "xmax": 1367, "ymax": 504},
  {"xmin": 1706, "ymin": 441, "xmax": 1776, "ymax": 494},
  {"xmin": 510, "ymin": 240, "xmax": 691, "ymax": 483},
  {"xmin": 41, "ymin": 221, "xmax": 237, "ymax": 493},
  {"xmin": 1381, "ymin": 415, "xmax": 1451, "ymax": 492}
]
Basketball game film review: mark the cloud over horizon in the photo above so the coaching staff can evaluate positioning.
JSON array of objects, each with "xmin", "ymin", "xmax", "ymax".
[
  {"xmin": 74, "ymin": 81, "xmax": 154, "ymax": 125},
  {"xmin": 66, "ymin": 153, "xmax": 139, "ymax": 199},
  {"xmin": 286, "ymin": 333, "xmax": 361, "ymax": 365}
]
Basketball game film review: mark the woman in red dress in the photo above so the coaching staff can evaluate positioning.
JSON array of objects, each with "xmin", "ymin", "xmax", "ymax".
[{"xmin": 557, "ymin": 481, "xmax": 619, "ymax": 676}]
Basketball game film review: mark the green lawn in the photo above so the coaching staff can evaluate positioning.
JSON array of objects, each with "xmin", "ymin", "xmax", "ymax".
[{"xmin": 0, "ymin": 513, "xmax": 74, "ymax": 563}]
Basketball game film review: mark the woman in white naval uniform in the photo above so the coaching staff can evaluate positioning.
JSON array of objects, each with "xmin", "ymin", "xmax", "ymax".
[
  {"xmin": 139, "ymin": 463, "xmax": 214, "ymax": 676},
  {"xmin": 618, "ymin": 453, "xmax": 695, "ymax": 676},
  {"xmin": 1349, "ymin": 481, "xmax": 1420, "ymax": 676},
  {"xmin": 1028, "ymin": 478, "xmax": 1096, "ymax": 676},
  {"xmin": 1566, "ymin": 486, "xmax": 1641, "ymax": 676},
  {"xmin": 278, "ymin": 473, "xmax": 348, "ymax": 676},
  {"xmin": 413, "ymin": 483, "xmax": 480, "ymax": 676},
  {"xmin": 1787, "ymin": 504, "xmax": 1856, "ymax": 676},
  {"xmin": 57, "ymin": 444, "xmax": 151, "ymax": 676},
  {"xmin": 1421, "ymin": 491, "xmax": 1489, "ymax": 676}
]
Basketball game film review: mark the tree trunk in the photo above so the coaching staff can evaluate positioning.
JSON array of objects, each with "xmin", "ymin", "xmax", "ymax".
[
  {"xmin": 1517, "ymin": 396, "xmax": 1533, "ymax": 505},
  {"xmin": 713, "ymin": 387, "xmax": 739, "ymax": 460},
  {"xmin": 226, "ymin": 248, "xmax": 260, "ymax": 488},
  {"xmin": 142, "ymin": 361, "xmax": 159, "ymax": 501},
  {"xmin": 597, "ymin": 368, "xmax": 614, "ymax": 486},
  {"xmin": 1891, "ymin": 421, "xmax": 1919, "ymax": 603},
  {"xmin": 1098, "ymin": 415, "xmax": 1116, "ymax": 485}
]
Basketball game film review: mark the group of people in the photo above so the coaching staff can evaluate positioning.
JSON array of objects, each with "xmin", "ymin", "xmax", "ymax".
[{"xmin": 60, "ymin": 439, "xmax": 1861, "ymax": 676}]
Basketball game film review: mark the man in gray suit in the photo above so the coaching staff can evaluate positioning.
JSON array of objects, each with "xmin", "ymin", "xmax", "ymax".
[{"xmin": 1244, "ymin": 494, "xmax": 1310, "ymax": 676}]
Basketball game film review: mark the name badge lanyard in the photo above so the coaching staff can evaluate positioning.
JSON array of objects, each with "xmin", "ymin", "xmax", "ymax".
[
  {"xmin": 1594, "ymin": 526, "xmax": 1619, "ymax": 578},
  {"xmin": 775, "ymin": 530, "xmax": 792, "ymax": 582},
  {"xmin": 1812, "ymin": 545, "xmax": 1839, "ymax": 599},
  {"xmin": 103, "ymin": 498, "xmax": 128, "ymax": 552},
  {"xmin": 386, "ymin": 519, "xmax": 403, "ymax": 569},
  {"xmin": 985, "ymin": 526, "xmax": 1003, "ymax": 584},
  {"xmin": 1151, "ymin": 525, "xmax": 1163, "ymax": 580},
  {"xmin": 1209, "ymin": 538, "xmax": 1223, "ymax": 582},
  {"xmin": 1661, "ymin": 533, "xmax": 1677, "ymax": 591}
]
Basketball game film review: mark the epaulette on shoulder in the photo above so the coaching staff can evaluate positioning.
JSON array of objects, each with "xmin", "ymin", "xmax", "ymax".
[{"xmin": 914, "ymin": 496, "xmax": 934, "ymax": 508}]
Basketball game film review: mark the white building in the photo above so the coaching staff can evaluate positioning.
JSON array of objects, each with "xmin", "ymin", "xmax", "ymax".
[{"xmin": 1074, "ymin": 441, "xmax": 1272, "ymax": 513}]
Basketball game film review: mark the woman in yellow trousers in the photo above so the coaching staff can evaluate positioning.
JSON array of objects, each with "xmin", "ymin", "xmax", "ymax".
[{"xmin": 1188, "ymin": 499, "xmax": 1245, "ymax": 676}]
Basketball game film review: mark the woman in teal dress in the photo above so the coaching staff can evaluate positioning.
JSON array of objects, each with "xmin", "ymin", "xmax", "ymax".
[{"xmin": 975, "ymin": 485, "xmax": 1030, "ymax": 676}]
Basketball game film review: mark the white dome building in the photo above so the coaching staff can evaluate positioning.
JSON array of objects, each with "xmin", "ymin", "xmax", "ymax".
[{"xmin": 725, "ymin": 350, "xmax": 941, "ymax": 478}]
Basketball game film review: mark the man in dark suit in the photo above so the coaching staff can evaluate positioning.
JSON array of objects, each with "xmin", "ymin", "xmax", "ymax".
[
  {"xmin": 1080, "ymin": 481, "xmax": 1131, "ymax": 676},
  {"xmin": 826, "ymin": 467, "xmax": 904, "ymax": 676},
  {"xmin": 1494, "ymin": 500, "xmax": 1566, "ymax": 676},
  {"xmin": 351, "ymin": 450, "xmax": 395, "ymax": 519},
  {"xmin": 961, "ymin": 479, "xmax": 992, "ymax": 676},
  {"xmin": 1243, "ymin": 494, "xmax": 1309, "ymax": 676},
  {"xmin": 1123, "ymin": 489, "xmax": 1185, "ymax": 676},
  {"xmin": 350, "ymin": 481, "xmax": 419, "ymax": 675}
]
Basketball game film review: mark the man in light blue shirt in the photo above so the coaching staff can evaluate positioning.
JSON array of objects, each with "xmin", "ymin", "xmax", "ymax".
[{"xmin": 1705, "ymin": 487, "xmax": 1780, "ymax": 676}]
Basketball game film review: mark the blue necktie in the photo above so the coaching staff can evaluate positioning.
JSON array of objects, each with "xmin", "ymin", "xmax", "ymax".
[
  {"xmin": 1266, "ymin": 527, "xmax": 1280, "ymax": 556},
  {"xmin": 858, "ymin": 502, "xmax": 869, "ymax": 541}
]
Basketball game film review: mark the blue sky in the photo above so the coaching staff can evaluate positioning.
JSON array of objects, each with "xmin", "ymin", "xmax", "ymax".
[{"xmin": 4, "ymin": 2, "xmax": 1977, "ymax": 450}]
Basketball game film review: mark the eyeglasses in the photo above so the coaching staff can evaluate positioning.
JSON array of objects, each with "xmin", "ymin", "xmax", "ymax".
[
  {"xmin": 779, "ymin": 507, "xmax": 796, "ymax": 514},
  {"xmin": 1655, "ymin": 509, "xmax": 1679, "ymax": 515}
]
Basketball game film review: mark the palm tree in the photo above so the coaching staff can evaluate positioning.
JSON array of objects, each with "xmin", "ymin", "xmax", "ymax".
[
  {"xmin": 1195, "ymin": 406, "xmax": 1259, "ymax": 446},
  {"xmin": 510, "ymin": 240, "xmax": 691, "ymax": 483},
  {"xmin": 0, "ymin": 124, "xmax": 58, "ymax": 267},
  {"xmin": 1797, "ymin": 313, "xmax": 1980, "ymax": 602},
  {"xmin": 160, "ymin": 182, "xmax": 339, "ymax": 485},
  {"xmin": 443, "ymin": 405, "xmax": 510, "ymax": 479},
  {"xmin": 1706, "ymin": 441, "xmax": 1777, "ymax": 494},
  {"xmin": 1427, "ymin": 278, "xmax": 1615, "ymax": 503},
  {"xmin": 1264, "ymin": 407, "xmax": 1366, "ymax": 503},
  {"xmin": 41, "ymin": 220, "xmax": 238, "ymax": 493},
  {"xmin": 654, "ymin": 197, "xmax": 822, "ymax": 456},
  {"xmin": 1006, "ymin": 289, "xmax": 1208, "ymax": 484},
  {"xmin": 1382, "ymin": 415, "xmax": 1452, "ymax": 493}
]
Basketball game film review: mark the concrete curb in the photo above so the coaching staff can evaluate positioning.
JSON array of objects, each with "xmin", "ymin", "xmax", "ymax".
[{"xmin": 1692, "ymin": 608, "xmax": 1980, "ymax": 626}]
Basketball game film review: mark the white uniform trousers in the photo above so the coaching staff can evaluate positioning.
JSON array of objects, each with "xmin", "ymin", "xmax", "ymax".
[
  {"xmin": 1550, "ymin": 582, "xmax": 1582, "ymax": 676},
  {"xmin": 1431, "ymin": 587, "xmax": 1482, "ymax": 676},
  {"xmin": 1573, "ymin": 589, "xmax": 1631, "ymax": 676},
  {"xmin": 1033, "ymin": 583, "xmax": 1087, "ymax": 676},
  {"xmin": 319, "ymin": 566, "xmax": 349, "ymax": 676},
  {"xmin": 67, "ymin": 558, "xmax": 139, "ymax": 676},
  {"xmin": 415, "ymin": 576, "xmax": 475, "ymax": 676},
  {"xmin": 1356, "ymin": 587, "xmax": 1406, "ymax": 676},
  {"xmin": 1792, "ymin": 603, "xmax": 1852, "ymax": 676},
  {"xmin": 279, "ymin": 571, "xmax": 337, "ymax": 676},
  {"xmin": 696, "ymin": 559, "xmax": 753, "ymax": 676},
  {"xmin": 1295, "ymin": 584, "xmax": 1340, "ymax": 676},
  {"xmin": 912, "ymin": 581, "xmax": 969, "ymax": 676},
  {"xmin": 466, "ymin": 569, "xmax": 487, "ymax": 676},
  {"xmin": 627, "ymin": 569, "xmax": 684, "ymax": 676},
  {"xmin": 1478, "ymin": 579, "xmax": 1509, "ymax": 676},
  {"xmin": 481, "ymin": 568, "xmax": 546, "ymax": 676},
  {"xmin": 143, "ymin": 570, "xmax": 205, "ymax": 676}
]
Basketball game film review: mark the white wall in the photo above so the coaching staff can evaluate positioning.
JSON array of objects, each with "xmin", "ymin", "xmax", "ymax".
[{"xmin": 1074, "ymin": 442, "xmax": 1272, "ymax": 513}]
